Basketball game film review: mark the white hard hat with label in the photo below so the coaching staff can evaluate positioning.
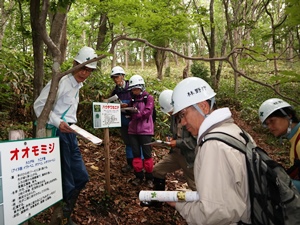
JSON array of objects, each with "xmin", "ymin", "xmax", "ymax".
[
  {"xmin": 74, "ymin": 46, "xmax": 97, "ymax": 69},
  {"xmin": 159, "ymin": 90, "xmax": 173, "ymax": 113},
  {"xmin": 111, "ymin": 66, "xmax": 125, "ymax": 77},
  {"xmin": 172, "ymin": 77, "xmax": 216, "ymax": 114},
  {"xmin": 258, "ymin": 98, "xmax": 291, "ymax": 123}
]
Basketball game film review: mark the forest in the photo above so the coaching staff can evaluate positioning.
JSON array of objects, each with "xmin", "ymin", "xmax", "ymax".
[{"xmin": 0, "ymin": 0, "xmax": 300, "ymax": 224}]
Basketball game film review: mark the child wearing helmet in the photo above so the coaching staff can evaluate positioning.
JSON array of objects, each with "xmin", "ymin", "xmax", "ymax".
[
  {"xmin": 110, "ymin": 66, "xmax": 135, "ymax": 173},
  {"xmin": 141, "ymin": 89, "xmax": 197, "ymax": 207},
  {"xmin": 258, "ymin": 98, "xmax": 300, "ymax": 191},
  {"xmin": 127, "ymin": 75, "xmax": 155, "ymax": 187},
  {"xmin": 167, "ymin": 77, "xmax": 252, "ymax": 224},
  {"xmin": 34, "ymin": 46, "xmax": 97, "ymax": 224}
]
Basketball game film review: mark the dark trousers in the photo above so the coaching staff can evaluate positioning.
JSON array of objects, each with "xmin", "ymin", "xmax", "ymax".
[
  {"xmin": 57, "ymin": 130, "xmax": 89, "ymax": 201},
  {"xmin": 129, "ymin": 134, "xmax": 152, "ymax": 159}
]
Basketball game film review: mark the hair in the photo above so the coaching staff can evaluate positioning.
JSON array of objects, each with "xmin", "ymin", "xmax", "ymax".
[
  {"xmin": 206, "ymin": 99, "xmax": 217, "ymax": 110},
  {"xmin": 269, "ymin": 106, "xmax": 299, "ymax": 123}
]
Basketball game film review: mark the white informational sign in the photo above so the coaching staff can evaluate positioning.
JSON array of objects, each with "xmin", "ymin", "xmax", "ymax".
[
  {"xmin": 93, "ymin": 102, "xmax": 121, "ymax": 128},
  {"xmin": 0, "ymin": 137, "xmax": 62, "ymax": 225}
]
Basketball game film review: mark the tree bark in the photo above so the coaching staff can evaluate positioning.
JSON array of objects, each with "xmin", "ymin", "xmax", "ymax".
[
  {"xmin": 154, "ymin": 49, "xmax": 167, "ymax": 80},
  {"xmin": 30, "ymin": 0, "xmax": 44, "ymax": 137},
  {"xmin": 209, "ymin": 0, "xmax": 216, "ymax": 89},
  {"xmin": 47, "ymin": 3, "xmax": 70, "ymax": 64}
]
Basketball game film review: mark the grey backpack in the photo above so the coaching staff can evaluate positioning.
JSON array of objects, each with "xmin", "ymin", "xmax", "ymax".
[{"xmin": 201, "ymin": 129, "xmax": 300, "ymax": 225}]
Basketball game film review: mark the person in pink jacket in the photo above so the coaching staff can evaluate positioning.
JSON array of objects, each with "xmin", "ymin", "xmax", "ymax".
[
  {"xmin": 127, "ymin": 75, "xmax": 155, "ymax": 188},
  {"xmin": 168, "ymin": 77, "xmax": 252, "ymax": 225}
]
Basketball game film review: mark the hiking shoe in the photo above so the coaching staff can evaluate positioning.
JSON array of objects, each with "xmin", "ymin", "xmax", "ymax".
[
  {"xmin": 121, "ymin": 165, "xmax": 132, "ymax": 173},
  {"xmin": 132, "ymin": 178, "xmax": 142, "ymax": 186},
  {"xmin": 146, "ymin": 180, "xmax": 154, "ymax": 188}
]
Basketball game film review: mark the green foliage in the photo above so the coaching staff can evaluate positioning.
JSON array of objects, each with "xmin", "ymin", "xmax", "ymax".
[
  {"xmin": 285, "ymin": 0, "xmax": 300, "ymax": 26},
  {"xmin": 190, "ymin": 62, "xmax": 210, "ymax": 84},
  {"xmin": 0, "ymin": 48, "xmax": 34, "ymax": 123},
  {"xmin": 270, "ymin": 70, "xmax": 300, "ymax": 83}
]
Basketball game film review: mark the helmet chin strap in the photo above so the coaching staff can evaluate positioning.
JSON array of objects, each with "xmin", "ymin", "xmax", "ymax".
[
  {"xmin": 279, "ymin": 108, "xmax": 292, "ymax": 135},
  {"xmin": 287, "ymin": 118, "xmax": 292, "ymax": 135},
  {"xmin": 192, "ymin": 97, "xmax": 215, "ymax": 118},
  {"xmin": 192, "ymin": 104, "xmax": 206, "ymax": 117}
]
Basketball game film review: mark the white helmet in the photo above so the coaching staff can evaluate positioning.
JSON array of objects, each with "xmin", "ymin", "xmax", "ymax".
[
  {"xmin": 74, "ymin": 46, "xmax": 97, "ymax": 69},
  {"xmin": 258, "ymin": 98, "xmax": 292, "ymax": 123},
  {"xmin": 111, "ymin": 66, "xmax": 125, "ymax": 77},
  {"xmin": 172, "ymin": 77, "xmax": 216, "ymax": 114},
  {"xmin": 159, "ymin": 90, "xmax": 173, "ymax": 113},
  {"xmin": 128, "ymin": 75, "xmax": 145, "ymax": 90}
]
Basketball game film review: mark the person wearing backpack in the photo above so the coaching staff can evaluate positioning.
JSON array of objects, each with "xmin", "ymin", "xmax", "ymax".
[
  {"xmin": 140, "ymin": 90, "xmax": 197, "ymax": 207},
  {"xmin": 258, "ymin": 98, "xmax": 300, "ymax": 192},
  {"xmin": 34, "ymin": 46, "xmax": 97, "ymax": 225},
  {"xmin": 167, "ymin": 77, "xmax": 252, "ymax": 225},
  {"xmin": 127, "ymin": 75, "xmax": 155, "ymax": 188}
]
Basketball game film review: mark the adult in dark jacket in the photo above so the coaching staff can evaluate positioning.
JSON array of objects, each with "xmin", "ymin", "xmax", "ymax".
[{"xmin": 110, "ymin": 66, "xmax": 135, "ymax": 173}]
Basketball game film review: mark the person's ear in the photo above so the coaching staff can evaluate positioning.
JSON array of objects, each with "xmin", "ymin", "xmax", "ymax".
[{"xmin": 199, "ymin": 101, "xmax": 210, "ymax": 114}]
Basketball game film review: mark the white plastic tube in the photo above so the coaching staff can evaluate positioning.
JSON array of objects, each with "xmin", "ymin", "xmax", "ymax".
[{"xmin": 139, "ymin": 191, "xmax": 199, "ymax": 202}]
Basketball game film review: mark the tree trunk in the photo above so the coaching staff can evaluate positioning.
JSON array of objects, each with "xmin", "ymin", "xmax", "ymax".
[
  {"xmin": 154, "ymin": 49, "xmax": 166, "ymax": 80},
  {"xmin": 125, "ymin": 41, "xmax": 128, "ymax": 68},
  {"xmin": 96, "ymin": 13, "xmax": 108, "ymax": 69},
  {"xmin": 0, "ymin": 0, "xmax": 14, "ymax": 50},
  {"xmin": 223, "ymin": 0, "xmax": 239, "ymax": 95},
  {"xmin": 30, "ymin": 0, "xmax": 44, "ymax": 138},
  {"xmin": 141, "ymin": 45, "xmax": 145, "ymax": 70},
  {"xmin": 47, "ymin": 4, "xmax": 70, "ymax": 64},
  {"xmin": 209, "ymin": 0, "xmax": 217, "ymax": 89},
  {"xmin": 288, "ymin": 32, "xmax": 293, "ymax": 69},
  {"xmin": 216, "ymin": 31, "xmax": 228, "ymax": 89}
]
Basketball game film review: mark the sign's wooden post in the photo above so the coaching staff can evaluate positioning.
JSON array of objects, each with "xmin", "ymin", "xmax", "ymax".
[{"xmin": 103, "ymin": 99, "xmax": 111, "ymax": 194}]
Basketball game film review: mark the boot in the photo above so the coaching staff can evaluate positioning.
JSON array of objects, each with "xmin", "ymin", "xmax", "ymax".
[
  {"xmin": 140, "ymin": 178, "xmax": 165, "ymax": 207},
  {"xmin": 62, "ymin": 189, "xmax": 80, "ymax": 225},
  {"xmin": 145, "ymin": 172, "xmax": 154, "ymax": 188},
  {"xmin": 132, "ymin": 171, "xmax": 144, "ymax": 186},
  {"xmin": 122, "ymin": 158, "xmax": 133, "ymax": 173},
  {"xmin": 153, "ymin": 177, "xmax": 165, "ymax": 190}
]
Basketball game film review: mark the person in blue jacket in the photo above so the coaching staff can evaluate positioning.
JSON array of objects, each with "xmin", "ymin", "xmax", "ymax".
[{"xmin": 127, "ymin": 74, "xmax": 155, "ymax": 188}]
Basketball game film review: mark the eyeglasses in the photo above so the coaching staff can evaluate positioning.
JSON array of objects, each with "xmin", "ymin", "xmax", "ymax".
[
  {"xmin": 82, "ymin": 67, "xmax": 94, "ymax": 73},
  {"xmin": 177, "ymin": 108, "xmax": 187, "ymax": 120}
]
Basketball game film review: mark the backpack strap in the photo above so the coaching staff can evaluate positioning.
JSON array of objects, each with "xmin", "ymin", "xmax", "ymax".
[
  {"xmin": 201, "ymin": 131, "xmax": 248, "ymax": 154},
  {"xmin": 143, "ymin": 94, "xmax": 149, "ymax": 104}
]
